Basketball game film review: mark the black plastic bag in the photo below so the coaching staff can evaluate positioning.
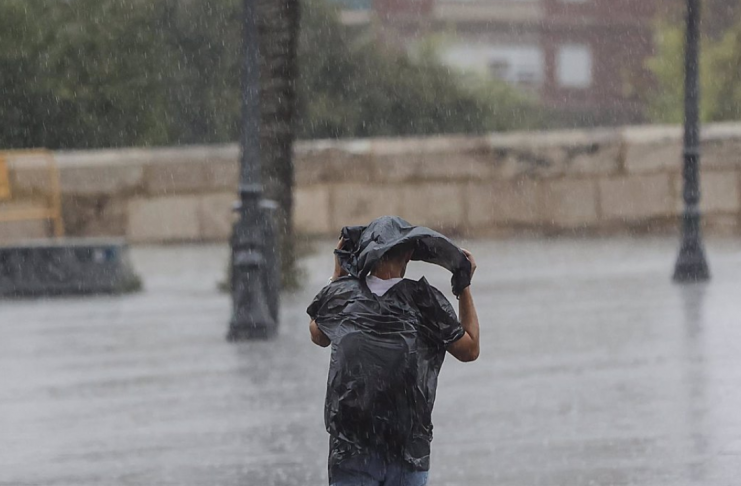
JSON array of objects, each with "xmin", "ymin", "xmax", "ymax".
[{"xmin": 334, "ymin": 216, "xmax": 472, "ymax": 297}]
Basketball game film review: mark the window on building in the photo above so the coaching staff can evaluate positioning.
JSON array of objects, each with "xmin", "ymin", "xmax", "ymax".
[
  {"xmin": 441, "ymin": 44, "xmax": 544, "ymax": 89},
  {"xmin": 328, "ymin": 0, "xmax": 372, "ymax": 9},
  {"xmin": 556, "ymin": 44, "xmax": 592, "ymax": 89},
  {"xmin": 488, "ymin": 60, "xmax": 510, "ymax": 81}
]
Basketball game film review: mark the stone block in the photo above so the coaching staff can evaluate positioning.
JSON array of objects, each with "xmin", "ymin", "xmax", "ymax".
[
  {"xmin": 703, "ymin": 214, "xmax": 740, "ymax": 235},
  {"xmin": 0, "ymin": 201, "xmax": 49, "ymax": 242},
  {"xmin": 59, "ymin": 145, "xmax": 239, "ymax": 197},
  {"xmin": 372, "ymin": 150, "xmax": 493, "ymax": 183},
  {"xmin": 59, "ymin": 163, "xmax": 144, "ymax": 196},
  {"xmin": 399, "ymin": 183, "xmax": 465, "ymax": 230},
  {"xmin": 567, "ymin": 140, "xmax": 623, "ymax": 177},
  {"xmin": 493, "ymin": 179, "xmax": 540, "ymax": 224},
  {"xmin": 197, "ymin": 144, "xmax": 239, "ymax": 189},
  {"xmin": 623, "ymin": 123, "xmax": 741, "ymax": 174},
  {"xmin": 370, "ymin": 135, "xmax": 483, "ymax": 156},
  {"xmin": 464, "ymin": 183, "xmax": 497, "ymax": 227},
  {"xmin": 702, "ymin": 124, "xmax": 741, "ymax": 170},
  {"xmin": 295, "ymin": 140, "xmax": 375, "ymax": 186},
  {"xmin": 294, "ymin": 186, "xmax": 331, "ymax": 235},
  {"xmin": 331, "ymin": 183, "xmax": 402, "ymax": 229},
  {"xmin": 205, "ymin": 158, "xmax": 239, "ymax": 189},
  {"xmin": 144, "ymin": 158, "xmax": 208, "ymax": 196},
  {"xmin": 141, "ymin": 145, "xmax": 241, "ymax": 195},
  {"xmin": 540, "ymin": 179, "xmax": 599, "ymax": 227},
  {"xmin": 61, "ymin": 195, "xmax": 127, "ymax": 237},
  {"xmin": 599, "ymin": 174, "xmax": 675, "ymax": 221},
  {"xmin": 0, "ymin": 220, "xmax": 48, "ymax": 242},
  {"xmin": 10, "ymin": 152, "xmax": 144, "ymax": 197},
  {"xmin": 466, "ymin": 180, "xmax": 541, "ymax": 227},
  {"xmin": 57, "ymin": 147, "xmax": 151, "ymax": 166},
  {"xmin": 127, "ymin": 196, "xmax": 200, "ymax": 243},
  {"xmin": 295, "ymin": 138, "xmax": 372, "ymax": 157},
  {"xmin": 672, "ymin": 171, "xmax": 741, "ymax": 214},
  {"xmin": 487, "ymin": 129, "xmax": 622, "ymax": 180},
  {"xmin": 84, "ymin": 198, "xmax": 128, "ymax": 237},
  {"xmin": 7, "ymin": 155, "xmax": 57, "ymax": 196},
  {"xmin": 199, "ymin": 192, "xmax": 236, "ymax": 241},
  {"xmin": 622, "ymin": 125, "xmax": 683, "ymax": 174}
]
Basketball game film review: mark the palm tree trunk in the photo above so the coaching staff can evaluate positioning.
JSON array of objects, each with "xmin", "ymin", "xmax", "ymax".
[{"xmin": 256, "ymin": 0, "xmax": 300, "ymax": 288}]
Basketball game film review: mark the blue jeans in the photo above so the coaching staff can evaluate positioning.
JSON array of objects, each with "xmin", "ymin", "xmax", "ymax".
[{"xmin": 330, "ymin": 454, "xmax": 428, "ymax": 486}]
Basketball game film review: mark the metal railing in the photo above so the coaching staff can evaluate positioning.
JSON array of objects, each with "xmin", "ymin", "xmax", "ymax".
[{"xmin": 0, "ymin": 149, "xmax": 65, "ymax": 238}]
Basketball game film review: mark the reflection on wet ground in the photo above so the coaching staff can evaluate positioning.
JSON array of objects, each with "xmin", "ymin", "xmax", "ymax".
[{"xmin": 2, "ymin": 238, "xmax": 741, "ymax": 485}]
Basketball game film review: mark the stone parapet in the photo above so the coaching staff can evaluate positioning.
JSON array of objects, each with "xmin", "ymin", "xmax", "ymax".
[{"xmin": 3, "ymin": 123, "xmax": 741, "ymax": 243}]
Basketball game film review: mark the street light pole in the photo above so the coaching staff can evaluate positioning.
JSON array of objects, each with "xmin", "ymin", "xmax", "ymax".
[
  {"xmin": 674, "ymin": 0, "xmax": 710, "ymax": 283},
  {"xmin": 227, "ymin": 0, "xmax": 278, "ymax": 340}
]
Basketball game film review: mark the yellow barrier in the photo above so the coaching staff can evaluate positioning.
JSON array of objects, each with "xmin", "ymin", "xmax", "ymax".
[
  {"xmin": 0, "ymin": 157, "xmax": 10, "ymax": 200},
  {"xmin": 0, "ymin": 150, "xmax": 65, "ymax": 238}
]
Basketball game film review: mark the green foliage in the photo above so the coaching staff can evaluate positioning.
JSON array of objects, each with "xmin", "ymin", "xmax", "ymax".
[
  {"xmin": 647, "ymin": 20, "xmax": 741, "ymax": 123},
  {"xmin": 0, "ymin": 0, "xmax": 537, "ymax": 150},
  {"xmin": 0, "ymin": 0, "xmax": 242, "ymax": 149},
  {"xmin": 296, "ymin": 0, "xmax": 539, "ymax": 138},
  {"xmin": 0, "ymin": 1, "xmax": 46, "ymax": 148}
]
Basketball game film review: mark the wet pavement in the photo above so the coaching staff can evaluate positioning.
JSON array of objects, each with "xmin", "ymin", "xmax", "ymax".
[{"xmin": 2, "ymin": 237, "xmax": 741, "ymax": 486}]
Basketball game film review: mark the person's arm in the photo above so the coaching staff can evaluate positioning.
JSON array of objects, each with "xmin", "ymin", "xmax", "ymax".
[
  {"xmin": 447, "ymin": 249, "xmax": 480, "ymax": 362},
  {"xmin": 332, "ymin": 236, "xmax": 349, "ymax": 281},
  {"xmin": 308, "ymin": 237, "xmax": 347, "ymax": 348},
  {"xmin": 309, "ymin": 319, "xmax": 330, "ymax": 347}
]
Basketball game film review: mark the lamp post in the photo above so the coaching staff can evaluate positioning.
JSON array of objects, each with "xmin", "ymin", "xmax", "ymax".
[
  {"xmin": 674, "ymin": 0, "xmax": 710, "ymax": 283},
  {"xmin": 227, "ymin": 0, "xmax": 279, "ymax": 340}
]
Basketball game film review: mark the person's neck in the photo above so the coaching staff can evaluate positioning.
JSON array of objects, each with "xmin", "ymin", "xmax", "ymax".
[{"xmin": 371, "ymin": 263, "xmax": 404, "ymax": 280}]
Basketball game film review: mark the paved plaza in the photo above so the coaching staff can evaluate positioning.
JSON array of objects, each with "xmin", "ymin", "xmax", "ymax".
[{"xmin": 2, "ymin": 237, "xmax": 741, "ymax": 486}]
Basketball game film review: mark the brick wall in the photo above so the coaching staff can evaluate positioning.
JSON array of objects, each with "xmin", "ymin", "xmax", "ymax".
[
  {"xmin": 541, "ymin": 0, "xmax": 659, "ymax": 124},
  {"xmin": 2, "ymin": 123, "xmax": 741, "ymax": 243}
]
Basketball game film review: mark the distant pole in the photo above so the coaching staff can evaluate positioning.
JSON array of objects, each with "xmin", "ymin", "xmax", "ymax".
[
  {"xmin": 674, "ymin": 0, "xmax": 710, "ymax": 283},
  {"xmin": 228, "ymin": 0, "xmax": 277, "ymax": 340}
]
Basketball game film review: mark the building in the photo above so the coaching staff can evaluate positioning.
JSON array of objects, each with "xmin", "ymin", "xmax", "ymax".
[
  {"xmin": 539, "ymin": 0, "xmax": 657, "ymax": 125},
  {"xmin": 331, "ymin": 0, "xmax": 740, "ymax": 126}
]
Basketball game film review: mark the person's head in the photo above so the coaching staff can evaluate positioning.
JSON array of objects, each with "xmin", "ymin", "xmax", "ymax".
[{"xmin": 372, "ymin": 243, "xmax": 415, "ymax": 279}]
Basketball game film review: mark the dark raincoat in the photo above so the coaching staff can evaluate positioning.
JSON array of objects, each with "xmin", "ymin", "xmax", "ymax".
[{"xmin": 307, "ymin": 216, "xmax": 472, "ymax": 474}]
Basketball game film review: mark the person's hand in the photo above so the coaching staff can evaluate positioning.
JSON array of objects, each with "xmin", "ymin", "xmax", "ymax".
[
  {"xmin": 461, "ymin": 248, "xmax": 477, "ymax": 280},
  {"xmin": 332, "ymin": 237, "xmax": 349, "ymax": 280}
]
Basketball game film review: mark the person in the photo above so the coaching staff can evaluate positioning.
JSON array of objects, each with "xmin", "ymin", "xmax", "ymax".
[{"xmin": 308, "ymin": 235, "xmax": 480, "ymax": 486}]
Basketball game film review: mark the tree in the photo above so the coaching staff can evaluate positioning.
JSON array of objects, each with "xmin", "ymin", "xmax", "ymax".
[
  {"xmin": 1, "ymin": 0, "xmax": 538, "ymax": 148},
  {"xmin": 647, "ymin": 19, "xmax": 741, "ymax": 123},
  {"xmin": 0, "ymin": 1, "xmax": 45, "ymax": 148},
  {"xmin": 295, "ymin": 0, "xmax": 539, "ymax": 139},
  {"xmin": 0, "ymin": 0, "xmax": 244, "ymax": 149},
  {"xmin": 256, "ymin": 0, "xmax": 300, "ymax": 287}
]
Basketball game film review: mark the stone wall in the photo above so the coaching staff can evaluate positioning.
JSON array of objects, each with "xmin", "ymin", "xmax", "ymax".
[
  {"xmin": 294, "ymin": 123, "xmax": 741, "ymax": 237},
  {"xmin": 2, "ymin": 123, "xmax": 741, "ymax": 243}
]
